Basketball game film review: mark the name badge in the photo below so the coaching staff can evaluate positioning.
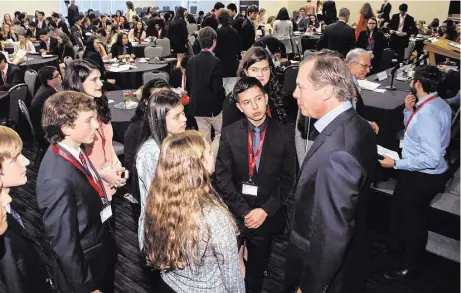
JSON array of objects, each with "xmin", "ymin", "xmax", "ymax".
[
  {"xmin": 399, "ymin": 139, "xmax": 404, "ymax": 149},
  {"xmin": 242, "ymin": 183, "xmax": 258, "ymax": 196},
  {"xmin": 100, "ymin": 205, "xmax": 113, "ymax": 223}
]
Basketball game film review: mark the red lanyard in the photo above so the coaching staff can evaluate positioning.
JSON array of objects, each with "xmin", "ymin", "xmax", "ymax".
[
  {"xmin": 405, "ymin": 94, "xmax": 438, "ymax": 130},
  {"xmin": 51, "ymin": 144, "xmax": 106, "ymax": 199},
  {"xmin": 247, "ymin": 129, "xmax": 266, "ymax": 176}
]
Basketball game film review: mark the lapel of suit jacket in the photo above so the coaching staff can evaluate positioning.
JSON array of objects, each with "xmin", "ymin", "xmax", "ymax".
[
  {"xmin": 257, "ymin": 117, "xmax": 275, "ymax": 175},
  {"xmin": 237, "ymin": 119, "xmax": 250, "ymax": 177},
  {"xmin": 6, "ymin": 213, "xmax": 34, "ymax": 243},
  {"xmin": 300, "ymin": 108, "xmax": 356, "ymax": 170}
]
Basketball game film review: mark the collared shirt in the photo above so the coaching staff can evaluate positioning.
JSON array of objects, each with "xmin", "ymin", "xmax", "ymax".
[
  {"xmin": 398, "ymin": 14, "xmax": 406, "ymax": 32},
  {"xmin": 314, "ymin": 101, "xmax": 353, "ymax": 133},
  {"xmin": 201, "ymin": 49, "xmax": 215, "ymax": 56},
  {"xmin": 58, "ymin": 142, "xmax": 83, "ymax": 164},
  {"xmin": 396, "ymin": 92, "xmax": 452, "ymax": 174},
  {"xmin": 247, "ymin": 117, "xmax": 268, "ymax": 133}
]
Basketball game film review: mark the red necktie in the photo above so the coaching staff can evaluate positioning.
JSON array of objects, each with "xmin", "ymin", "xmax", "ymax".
[
  {"xmin": 2, "ymin": 71, "xmax": 7, "ymax": 84},
  {"xmin": 79, "ymin": 152, "xmax": 91, "ymax": 175}
]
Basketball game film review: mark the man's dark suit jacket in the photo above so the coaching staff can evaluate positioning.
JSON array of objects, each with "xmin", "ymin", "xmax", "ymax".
[
  {"xmin": 231, "ymin": 15, "xmax": 244, "ymax": 33},
  {"xmin": 68, "ymin": 3, "xmax": 79, "ymax": 26},
  {"xmin": 317, "ymin": 20, "xmax": 355, "ymax": 57},
  {"xmin": 290, "ymin": 108, "xmax": 377, "ymax": 293},
  {"xmin": 58, "ymin": 20, "xmax": 71, "ymax": 37},
  {"xmin": 389, "ymin": 13, "xmax": 417, "ymax": 47},
  {"xmin": 0, "ymin": 213, "xmax": 52, "ymax": 293},
  {"xmin": 30, "ymin": 85, "xmax": 55, "ymax": 146},
  {"xmin": 202, "ymin": 15, "xmax": 219, "ymax": 31},
  {"xmin": 39, "ymin": 37, "xmax": 58, "ymax": 54},
  {"xmin": 36, "ymin": 146, "xmax": 117, "ymax": 293},
  {"xmin": 215, "ymin": 118, "xmax": 296, "ymax": 234},
  {"xmin": 186, "ymin": 51, "xmax": 225, "ymax": 117},
  {"xmin": 215, "ymin": 25, "xmax": 241, "ymax": 77},
  {"xmin": 377, "ymin": 2, "xmax": 392, "ymax": 24},
  {"xmin": 0, "ymin": 63, "xmax": 24, "ymax": 91},
  {"xmin": 240, "ymin": 18, "xmax": 256, "ymax": 51}
]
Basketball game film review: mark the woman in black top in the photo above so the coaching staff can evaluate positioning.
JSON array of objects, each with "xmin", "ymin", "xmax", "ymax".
[
  {"xmin": 56, "ymin": 32, "xmax": 75, "ymax": 63},
  {"xmin": 118, "ymin": 15, "xmax": 130, "ymax": 30},
  {"xmin": 357, "ymin": 17, "xmax": 387, "ymax": 73},
  {"xmin": 110, "ymin": 32, "xmax": 134, "ymax": 60},
  {"xmin": 222, "ymin": 47, "xmax": 287, "ymax": 127},
  {"xmin": 0, "ymin": 23, "xmax": 18, "ymax": 41},
  {"xmin": 168, "ymin": 6, "xmax": 188, "ymax": 67},
  {"xmin": 84, "ymin": 35, "xmax": 119, "ymax": 90},
  {"xmin": 154, "ymin": 19, "xmax": 167, "ymax": 39}
]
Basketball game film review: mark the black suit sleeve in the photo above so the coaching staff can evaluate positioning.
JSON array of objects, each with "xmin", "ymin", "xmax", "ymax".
[
  {"xmin": 38, "ymin": 178, "xmax": 97, "ymax": 293},
  {"xmin": 262, "ymin": 130, "xmax": 296, "ymax": 216},
  {"xmin": 299, "ymin": 150, "xmax": 363, "ymax": 293},
  {"xmin": 211, "ymin": 58, "xmax": 225, "ymax": 101},
  {"xmin": 316, "ymin": 26, "xmax": 328, "ymax": 50},
  {"xmin": 357, "ymin": 31, "xmax": 367, "ymax": 49},
  {"xmin": 215, "ymin": 132, "xmax": 252, "ymax": 219},
  {"xmin": 0, "ymin": 236, "xmax": 27, "ymax": 293}
]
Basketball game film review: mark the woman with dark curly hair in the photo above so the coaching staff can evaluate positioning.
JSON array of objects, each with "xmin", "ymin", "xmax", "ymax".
[
  {"xmin": 63, "ymin": 59, "xmax": 127, "ymax": 200},
  {"xmin": 222, "ymin": 46, "xmax": 287, "ymax": 127}
]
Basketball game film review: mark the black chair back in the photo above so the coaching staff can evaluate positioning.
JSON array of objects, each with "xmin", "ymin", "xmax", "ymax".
[
  {"xmin": 8, "ymin": 84, "xmax": 28, "ymax": 128},
  {"xmin": 18, "ymin": 100, "xmax": 36, "ymax": 142},
  {"xmin": 376, "ymin": 48, "xmax": 394, "ymax": 73},
  {"xmin": 281, "ymin": 65, "xmax": 299, "ymax": 96}
]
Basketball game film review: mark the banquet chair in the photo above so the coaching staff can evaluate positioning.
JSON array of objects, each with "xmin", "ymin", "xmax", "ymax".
[
  {"xmin": 404, "ymin": 41, "xmax": 416, "ymax": 62},
  {"xmin": 135, "ymin": 7, "xmax": 143, "ymax": 16},
  {"xmin": 190, "ymin": 6, "xmax": 197, "ymax": 14},
  {"xmin": 375, "ymin": 48, "xmax": 394, "ymax": 73},
  {"xmin": 8, "ymin": 84, "xmax": 28, "ymax": 130},
  {"xmin": 187, "ymin": 42, "xmax": 195, "ymax": 56},
  {"xmin": 155, "ymin": 38, "xmax": 172, "ymax": 58},
  {"xmin": 144, "ymin": 46, "xmax": 163, "ymax": 59},
  {"xmin": 290, "ymin": 36, "xmax": 302, "ymax": 60},
  {"xmin": 24, "ymin": 69, "xmax": 38, "ymax": 99},
  {"xmin": 281, "ymin": 65, "xmax": 299, "ymax": 96},
  {"xmin": 142, "ymin": 71, "xmax": 169, "ymax": 84},
  {"xmin": 187, "ymin": 24, "xmax": 198, "ymax": 35},
  {"xmin": 18, "ymin": 100, "xmax": 48, "ymax": 167},
  {"xmin": 188, "ymin": 35, "xmax": 196, "ymax": 44}
]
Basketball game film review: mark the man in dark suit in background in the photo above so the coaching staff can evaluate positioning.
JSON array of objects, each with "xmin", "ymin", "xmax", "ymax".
[
  {"xmin": 377, "ymin": 0, "xmax": 392, "ymax": 27},
  {"xmin": 227, "ymin": 3, "xmax": 243, "ymax": 31},
  {"xmin": 284, "ymin": 51, "xmax": 377, "ymax": 293},
  {"xmin": 186, "ymin": 26, "xmax": 226, "ymax": 156},
  {"xmin": 0, "ymin": 53, "xmax": 24, "ymax": 91},
  {"xmin": 216, "ymin": 76, "xmax": 296, "ymax": 293},
  {"xmin": 0, "ymin": 127, "xmax": 52, "ymax": 293},
  {"xmin": 52, "ymin": 12, "xmax": 71, "ymax": 36},
  {"xmin": 240, "ymin": 5, "xmax": 258, "ymax": 51},
  {"xmin": 30, "ymin": 66, "xmax": 61, "ymax": 147},
  {"xmin": 202, "ymin": 2, "xmax": 224, "ymax": 31},
  {"xmin": 37, "ymin": 91, "xmax": 117, "ymax": 293},
  {"xmin": 215, "ymin": 9, "xmax": 241, "ymax": 77},
  {"xmin": 66, "ymin": 0, "xmax": 79, "ymax": 27},
  {"xmin": 322, "ymin": 0, "xmax": 338, "ymax": 24},
  {"xmin": 317, "ymin": 8, "xmax": 355, "ymax": 57},
  {"xmin": 38, "ymin": 29, "xmax": 58, "ymax": 54},
  {"xmin": 388, "ymin": 3, "xmax": 416, "ymax": 62}
]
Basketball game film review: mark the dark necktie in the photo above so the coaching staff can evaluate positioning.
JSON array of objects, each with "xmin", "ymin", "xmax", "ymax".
[
  {"xmin": 11, "ymin": 208, "xmax": 24, "ymax": 228},
  {"xmin": 253, "ymin": 127, "xmax": 261, "ymax": 171},
  {"xmin": 79, "ymin": 152, "xmax": 91, "ymax": 176}
]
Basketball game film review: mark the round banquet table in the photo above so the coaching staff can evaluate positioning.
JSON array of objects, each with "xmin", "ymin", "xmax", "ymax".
[
  {"xmin": 301, "ymin": 34, "xmax": 321, "ymax": 52},
  {"xmin": 106, "ymin": 59, "xmax": 169, "ymax": 90},
  {"xmin": 107, "ymin": 90, "xmax": 138, "ymax": 143},
  {"xmin": 131, "ymin": 42, "xmax": 156, "ymax": 58},
  {"xmin": 19, "ymin": 54, "xmax": 59, "ymax": 72}
]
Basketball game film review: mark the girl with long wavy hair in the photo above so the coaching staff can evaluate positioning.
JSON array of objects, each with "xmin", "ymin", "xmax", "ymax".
[
  {"xmin": 144, "ymin": 130, "xmax": 245, "ymax": 293},
  {"xmin": 222, "ymin": 46, "xmax": 287, "ymax": 127}
]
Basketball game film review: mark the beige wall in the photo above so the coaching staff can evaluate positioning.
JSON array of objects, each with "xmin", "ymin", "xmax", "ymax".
[
  {"xmin": 268, "ymin": 1, "xmax": 450, "ymax": 24},
  {"xmin": 0, "ymin": 1, "xmax": 60, "ymax": 20}
]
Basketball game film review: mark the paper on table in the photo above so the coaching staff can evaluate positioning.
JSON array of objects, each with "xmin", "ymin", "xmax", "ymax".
[
  {"xmin": 357, "ymin": 79, "xmax": 381, "ymax": 91},
  {"xmin": 109, "ymin": 64, "xmax": 131, "ymax": 72},
  {"xmin": 373, "ymin": 88, "xmax": 387, "ymax": 93},
  {"xmin": 377, "ymin": 145, "xmax": 400, "ymax": 161}
]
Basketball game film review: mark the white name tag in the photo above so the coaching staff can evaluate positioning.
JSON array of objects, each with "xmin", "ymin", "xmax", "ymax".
[
  {"xmin": 399, "ymin": 139, "xmax": 404, "ymax": 149},
  {"xmin": 242, "ymin": 184, "xmax": 258, "ymax": 196},
  {"xmin": 377, "ymin": 71, "xmax": 388, "ymax": 81},
  {"xmin": 100, "ymin": 205, "xmax": 113, "ymax": 223}
]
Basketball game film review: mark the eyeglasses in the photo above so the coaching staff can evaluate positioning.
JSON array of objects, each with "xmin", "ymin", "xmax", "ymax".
[{"xmin": 352, "ymin": 61, "xmax": 372, "ymax": 70}]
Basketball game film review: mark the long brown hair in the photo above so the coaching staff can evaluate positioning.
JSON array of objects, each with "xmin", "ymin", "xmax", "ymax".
[{"xmin": 144, "ymin": 130, "xmax": 235, "ymax": 270}]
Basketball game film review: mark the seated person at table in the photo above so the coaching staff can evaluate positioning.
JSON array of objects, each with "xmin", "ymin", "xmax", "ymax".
[
  {"xmin": 83, "ymin": 35, "xmax": 117, "ymax": 89},
  {"xmin": 38, "ymin": 28, "xmax": 58, "ymax": 54},
  {"xmin": 295, "ymin": 7, "xmax": 310, "ymax": 32},
  {"xmin": 118, "ymin": 16, "xmax": 130, "ymax": 31},
  {"xmin": 345, "ymin": 48, "xmax": 380, "ymax": 134},
  {"xmin": 0, "ymin": 23, "xmax": 18, "ymax": 41},
  {"xmin": 30, "ymin": 66, "xmax": 61, "ymax": 146},
  {"xmin": 71, "ymin": 15, "xmax": 86, "ymax": 49},
  {"xmin": 128, "ymin": 21, "xmax": 146, "ymax": 42},
  {"xmin": 0, "ymin": 52, "xmax": 24, "ymax": 91},
  {"xmin": 56, "ymin": 32, "xmax": 75, "ymax": 64},
  {"xmin": 14, "ymin": 34, "xmax": 36, "ymax": 53},
  {"xmin": 110, "ymin": 32, "xmax": 134, "ymax": 60},
  {"xmin": 307, "ymin": 14, "xmax": 321, "ymax": 32},
  {"xmin": 357, "ymin": 17, "xmax": 387, "ymax": 72},
  {"xmin": 25, "ymin": 21, "xmax": 39, "ymax": 41},
  {"xmin": 154, "ymin": 19, "xmax": 167, "ymax": 39}
]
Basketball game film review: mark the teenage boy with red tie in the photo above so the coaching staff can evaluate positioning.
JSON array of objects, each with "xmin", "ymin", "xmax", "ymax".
[
  {"xmin": 36, "ymin": 91, "xmax": 117, "ymax": 293},
  {"xmin": 215, "ymin": 76, "xmax": 296, "ymax": 293}
]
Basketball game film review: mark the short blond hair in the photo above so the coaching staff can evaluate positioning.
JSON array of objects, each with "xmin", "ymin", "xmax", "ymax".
[{"xmin": 0, "ymin": 126, "xmax": 22, "ymax": 166}]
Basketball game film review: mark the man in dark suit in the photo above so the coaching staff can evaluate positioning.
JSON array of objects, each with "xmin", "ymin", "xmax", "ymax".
[
  {"xmin": 216, "ymin": 76, "xmax": 296, "ymax": 293},
  {"xmin": 322, "ymin": 0, "xmax": 338, "ymax": 25},
  {"xmin": 227, "ymin": 3, "xmax": 243, "ymax": 31},
  {"xmin": 215, "ymin": 9, "xmax": 241, "ymax": 77},
  {"xmin": 284, "ymin": 51, "xmax": 377, "ymax": 293},
  {"xmin": 38, "ymin": 29, "xmax": 58, "ymax": 54},
  {"xmin": 0, "ymin": 127, "xmax": 52, "ymax": 293},
  {"xmin": 240, "ymin": 5, "xmax": 258, "ymax": 51},
  {"xmin": 317, "ymin": 8, "xmax": 355, "ymax": 57},
  {"xmin": 66, "ymin": 0, "xmax": 79, "ymax": 27},
  {"xmin": 25, "ymin": 21, "xmax": 39, "ymax": 41},
  {"xmin": 30, "ymin": 66, "xmax": 61, "ymax": 147},
  {"xmin": 0, "ymin": 53, "xmax": 24, "ymax": 91},
  {"xmin": 37, "ymin": 91, "xmax": 117, "ymax": 293},
  {"xmin": 377, "ymin": 0, "xmax": 392, "ymax": 27},
  {"xmin": 388, "ymin": 3, "xmax": 416, "ymax": 62},
  {"xmin": 202, "ymin": 2, "xmax": 224, "ymax": 31},
  {"xmin": 52, "ymin": 12, "xmax": 71, "ymax": 36},
  {"xmin": 186, "ymin": 26, "xmax": 226, "ymax": 156}
]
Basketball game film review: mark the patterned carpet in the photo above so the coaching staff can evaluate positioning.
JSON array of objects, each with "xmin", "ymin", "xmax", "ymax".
[{"xmin": 9, "ymin": 145, "xmax": 460, "ymax": 293}]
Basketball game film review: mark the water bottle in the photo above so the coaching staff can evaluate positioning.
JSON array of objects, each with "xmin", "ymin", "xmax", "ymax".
[{"xmin": 395, "ymin": 63, "xmax": 404, "ymax": 79}]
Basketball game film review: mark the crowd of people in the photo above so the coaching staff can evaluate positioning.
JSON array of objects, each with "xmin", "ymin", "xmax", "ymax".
[{"xmin": 0, "ymin": 1, "xmax": 459, "ymax": 293}]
